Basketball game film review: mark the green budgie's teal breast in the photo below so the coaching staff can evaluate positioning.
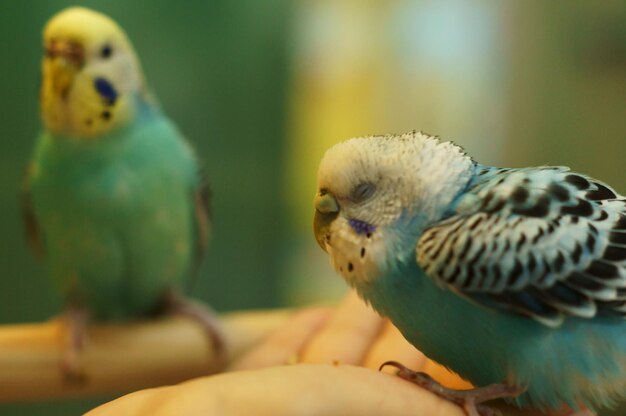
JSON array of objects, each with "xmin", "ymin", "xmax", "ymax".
[
  {"xmin": 30, "ymin": 108, "xmax": 199, "ymax": 319},
  {"xmin": 314, "ymin": 131, "xmax": 626, "ymax": 413}
]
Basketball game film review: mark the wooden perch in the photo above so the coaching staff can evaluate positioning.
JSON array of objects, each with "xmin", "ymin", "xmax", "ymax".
[{"xmin": 0, "ymin": 309, "xmax": 291, "ymax": 403}]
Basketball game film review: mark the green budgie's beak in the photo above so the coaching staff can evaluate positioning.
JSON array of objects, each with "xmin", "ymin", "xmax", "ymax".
[
  {"xmin": 44, "ymin": 40, "xmax": 85, "ymax": 98},
  {"xmin": 314, "ymin": 192, "xmax": 339, "ymax": 252}
]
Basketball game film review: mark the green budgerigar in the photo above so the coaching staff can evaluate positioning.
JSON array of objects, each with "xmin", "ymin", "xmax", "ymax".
[{"xmin": 22, "ymin": 7, "xmax": 221, "ymax": 376}]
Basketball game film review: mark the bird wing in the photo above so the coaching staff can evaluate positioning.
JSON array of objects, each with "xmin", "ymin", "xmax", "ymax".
[
  {"xmin": 21, "ymin": 163, "xmax": 45, "ymax": 260},
  {"xmin": 416, "ymin": 165, "xmax": 626, "ymax": 327}
]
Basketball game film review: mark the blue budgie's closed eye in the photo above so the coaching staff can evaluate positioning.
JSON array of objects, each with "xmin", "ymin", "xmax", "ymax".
[{"xmin": 350, "ymin": 182, "xmax": 376, "ymax": 203}]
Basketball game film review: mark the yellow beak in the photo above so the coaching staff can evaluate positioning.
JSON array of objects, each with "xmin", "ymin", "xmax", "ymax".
[
  {"xmin": 313, "ymin": 192, "xmax": 340, "ymax": 252},
  {"xmin": 44, "ymin": 40, "xmax": 84, "ymax": 99}
]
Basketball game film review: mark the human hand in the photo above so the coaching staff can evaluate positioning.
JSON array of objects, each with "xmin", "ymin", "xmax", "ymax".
[
  {"xmin": 232, "ymin": 291, "xmax": 469, "ymax": 387},
  {"xmin": 87, "ymin": 292, "xmax": 576, "ymax": 416}
]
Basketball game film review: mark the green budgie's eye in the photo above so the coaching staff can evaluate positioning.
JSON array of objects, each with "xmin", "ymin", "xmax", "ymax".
[
  {"xmin": 351, "ymin": 182, "xmax": 375, "ymax": 203},
  {"xmin": 100, "ymin": 44, "xmax": 113, "ymax": 59}
]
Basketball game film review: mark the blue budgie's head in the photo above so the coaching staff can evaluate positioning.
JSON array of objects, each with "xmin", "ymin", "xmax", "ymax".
[
  {"xmin": 41, "ymin": 7, "xmax": 152, "ymax": 139},
  {"xmin": 314, "ymin": 131, "xmax": 474, "ymax": 286}
]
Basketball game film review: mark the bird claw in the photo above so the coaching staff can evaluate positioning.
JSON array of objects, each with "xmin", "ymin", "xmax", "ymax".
[
  {"xmin": 60, "ymin": 306, "xmax": 89, "ymax": 385},
  {"xmin": 163, "ymin": 292, "xmax": 227, "ymax": 370},
  {"xmin": 380, "ymin": 361, "xmax": 525, "ymax": 416},
  {"xmin": 60, "ymin": 360, "xmax": 88, "ymax": 385}
]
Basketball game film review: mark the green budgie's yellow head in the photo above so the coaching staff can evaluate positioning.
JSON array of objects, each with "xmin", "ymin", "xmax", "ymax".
[{"xmin": 41, "ymin": 7, "xmax": 150, "ymax": 139}]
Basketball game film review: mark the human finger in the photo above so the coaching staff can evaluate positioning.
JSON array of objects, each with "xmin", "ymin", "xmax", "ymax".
[
  {"xmin": 300, "ymin": 291, "xmax": 385, "ymax": 365},
  {"xmin": 362, "ymin": 321, "xmax": 427, "ymax": 371},
  {"xmin": 231, "ymin": 306, "xmax": 332, "ymax": 371},
  {"xmin": 87, "ymin": 364, "xmax": 465, "ymax": 416}
]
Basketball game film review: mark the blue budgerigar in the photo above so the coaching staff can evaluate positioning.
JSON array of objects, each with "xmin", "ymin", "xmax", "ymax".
[
  {"xmin": 22, "ymin": 7, "xmax": 222, "ymax": 377},
  {"xmin": 313, "ymin": 131, "xmax": 626, "ymax": 415}
]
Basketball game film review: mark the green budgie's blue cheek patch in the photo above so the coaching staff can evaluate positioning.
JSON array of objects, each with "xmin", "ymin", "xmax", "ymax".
[{"xmin": 94, "ymin": 77, "xmax": 118, "ymax": 105}]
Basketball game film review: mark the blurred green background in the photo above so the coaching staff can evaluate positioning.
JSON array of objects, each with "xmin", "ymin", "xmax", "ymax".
[{"xmin": 0, "ymin": 1, "xmax": 624, "ymax": 414}]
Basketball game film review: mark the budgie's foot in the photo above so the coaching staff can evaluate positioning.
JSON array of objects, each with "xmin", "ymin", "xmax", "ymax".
[
  {"xmin": 163, "ymin": 292, "xmax": 226, "ymax": 369},
  {"xmin": 380, "ymin": 361, "xmax": 525, "ymax": 416},
  {"xmin": 60, "ymin": 306, "xmax": 89, "ymax": 384}
]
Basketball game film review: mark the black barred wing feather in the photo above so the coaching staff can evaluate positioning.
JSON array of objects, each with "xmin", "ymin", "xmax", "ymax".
[{"xmin": 417, "ymin": 166, "xmax": 626, "ymax": 327}]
